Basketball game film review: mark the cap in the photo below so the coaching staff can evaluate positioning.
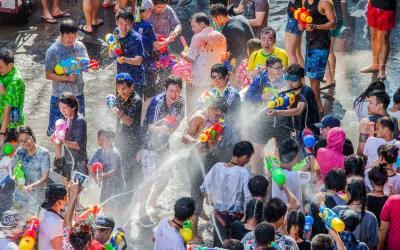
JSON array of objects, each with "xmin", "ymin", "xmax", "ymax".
[
  {"xmin": 41, "ymin": 183, "xmax": 67, "ymax": 209},
  {"xmin": 314, "ymin": 114, "xmax": 341, "ymax": 129},
  {"xmin": 0, "ymin": 210, "xmax": 20, "ymax": 228},
  {"xmin": 140, "ymin": 0, "xmax": 154, "ymax": 10},
  {"xmin": 339, "ymin": 209, "xmax": 360, "ymax": 232},
  {"xmin": 115, "ymin": 73, "xmax": 133, "ymax": 83},
  {"xmin": 95, "ymin": 215, "xmax": 115, "ymax": 230}
]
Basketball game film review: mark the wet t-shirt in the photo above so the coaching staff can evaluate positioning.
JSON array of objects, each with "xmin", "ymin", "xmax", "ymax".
[
  {"xmin": 64, "ymin": 114, "xmax": 88, "ymax": 162},
  {"xmin": 133, "ymin": 20, "xmax": 158, "ymax": 70}
]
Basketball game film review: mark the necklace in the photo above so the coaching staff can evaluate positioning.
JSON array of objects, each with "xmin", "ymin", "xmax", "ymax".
[{"xmin": 171, "ymin": 219, "xmax": 182, "ymax": 229}]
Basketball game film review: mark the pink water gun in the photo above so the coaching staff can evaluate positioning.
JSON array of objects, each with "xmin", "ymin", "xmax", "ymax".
[
  {"xmin": 54, "ymin": 119, "xmax": 68, "ymax": 144},
  {"xmin": 172, "ymin": 36, "xmax": 192, "ymax": 80}
]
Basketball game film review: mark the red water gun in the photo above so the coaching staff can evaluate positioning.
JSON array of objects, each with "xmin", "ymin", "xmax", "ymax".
[
  {"xmin": 156, "ymin": 55, "xmax": 177, "ymax": 69},
  {"xmin": 199, "ymin": 121, "xmax": 224, "ymax": 145},
  {"xmin": 291, "ymin": 7, "xmax": 313, "ymax": 29},
  {"xmin": 75, "ymin": 204, "xmax": 101, "ymax": 222},
  {"xmin": 91, "ymin": 162, "xmax": 104, "ymax": 184},
  {"xmin": 19, "ymin": 216, "xmax": 40, "ymax": 250},
  {"xmin": 163, "ymin": 115, "xmax": 177, "ymax": 128}
]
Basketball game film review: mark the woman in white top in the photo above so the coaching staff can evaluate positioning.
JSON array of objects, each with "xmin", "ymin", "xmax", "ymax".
[{"xmin": 353, "ymin": 80, "xmax": 385, "ymax": 121}]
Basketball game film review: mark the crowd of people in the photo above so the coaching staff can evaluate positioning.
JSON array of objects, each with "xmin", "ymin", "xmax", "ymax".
[{"xmin": 0, "ymin": 0, "xmax": 399, "ymax": 249}]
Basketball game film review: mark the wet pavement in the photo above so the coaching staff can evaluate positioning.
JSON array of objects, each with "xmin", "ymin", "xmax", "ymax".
[{"xmin": 0, "ymin": 0, "xmax": 400, "ymax": 248}]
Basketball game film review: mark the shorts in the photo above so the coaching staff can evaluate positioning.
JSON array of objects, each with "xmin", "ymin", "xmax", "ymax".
[
  {"xmin": 47, "ymin": 95, "xmax": 85, "ymax": 136},
  {"xmin": 367, "ymin": 3, "xmax": 396, "ymax": 31},
  {"xmin": 305, "ymin": 49, "xmax": 329, "ymax": 81},
  {"xmin": 285, "ymin": 15, "xmax": 302, "ymax": 36},
  {"xmin": 330, "ymin": 20, "xmax": 343, "ymax": 38}
]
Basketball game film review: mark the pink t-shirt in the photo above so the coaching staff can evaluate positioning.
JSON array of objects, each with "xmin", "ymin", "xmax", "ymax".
[{"xmin": 380, "ymin": 194, "xmax": 400, "ymax": 250}]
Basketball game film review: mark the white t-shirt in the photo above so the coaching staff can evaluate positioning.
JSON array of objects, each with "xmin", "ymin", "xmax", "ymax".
[
  {"xmin": 0, "ymin": 239, "xmax": 18, "ymax": 250},
  {"xmin": 354, "ymin": 101, "xmax": 369, "ymax": 121},
  {"xmin": 365, "ymin": 169, "xmax": 400, "ymax": 195},
  {"xmin": 272, "ymin": 169, "xmax": 311, "ymax": 211},
  {"xmin": 38, "ymin": 210, "xmax": 63, "ymax": 250},
  {"xmin": 363, "ymin": 137, "xmax": 400, "ymax": 168},
  {"xmin": 153, "ymin": 218, "xmax": 185, "ymax": 250}
]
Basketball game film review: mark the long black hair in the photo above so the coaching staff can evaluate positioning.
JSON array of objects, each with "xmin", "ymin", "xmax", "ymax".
[
  {"xmin": 353, "ymin": 81, "xmax": 385, "ymax": 109},
  {"xmin": 346, "ymin": 177, "xmax": 367, "ymax": 217}
]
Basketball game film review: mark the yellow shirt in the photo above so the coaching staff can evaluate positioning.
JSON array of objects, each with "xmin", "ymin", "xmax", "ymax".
[{"xmin": 246, "ymin": 47, "xmax": 289, "ymax": 71}]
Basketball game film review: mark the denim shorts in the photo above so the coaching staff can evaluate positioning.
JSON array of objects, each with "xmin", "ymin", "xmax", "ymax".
[
  {"xmin": 285, "ymin": 15, "xmax": 302, "ymax": 36},
  {"xmin": 305, "ymin": 49, "xmax": 329, "ymax": 81},
  {"xmin": 330, "ymin": 20, "xmax": 343, "ymax": 38}
]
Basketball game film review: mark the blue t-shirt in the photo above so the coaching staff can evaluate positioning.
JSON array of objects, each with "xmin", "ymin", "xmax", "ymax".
[
  {"xmin": 133, "ymin": 20, "xmax": 158, "ymax": 70},
  {"xmin": 114, "ymin": 29, "xmax": 145, "ymax": 87}
]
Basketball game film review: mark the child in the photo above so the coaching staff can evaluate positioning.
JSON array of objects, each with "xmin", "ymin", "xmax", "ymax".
[
  {"xmin": 253, "ymin": 222, "xmax": 277, "ymax": 250},
  {"xmin": 153, "ymin": 197, "xmax": 195, "ymax": 250},
  {"xmin": 337, "ymin": 209, "xmax": 368, "ymax": 250},
  {"xmin": 88, "ymin": 129, "xmax": 124, "ymax": 213},
  {"xmin": 323, "ymin": 169, "xmax": 347, "ymax": 208},
  {"xmin": 287, "ymin": 211, "xmax": 311, "ymax": 250},
  {"xmin": 236, "ymin": 38, "xmax": 261, "ymax": 90},
  {"xmin": 230, "ymin": 199, "xmax": 263, "ymax": 240},
  {"xmin": 389, "ymin": 87, "xmax": 400, "ymax": 119}
]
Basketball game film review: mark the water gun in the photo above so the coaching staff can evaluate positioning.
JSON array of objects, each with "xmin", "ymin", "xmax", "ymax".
[
  {"xmin": 158, "ymin": 35, "xmax": 170, "ymax": 55},
  {"xmin": 91, "ymin": 162, "xmax": 104, "ymax": 183},
  {"xmin": 291, "ymin": 7, "xmax": 313, "ymax": 29},
  {"xmin": 180, "ymin": 220, "xmax": 193, "ymax": 243},
  {"xmin": 14, "ymin": 161, "xmax": 25, "ymax": 187},
  {"xmin": 54, "ymin": 57, "xmax": 99, "ymax": 75},
  {"xmin": 221, "ymin": 52, "xmax": 236, "ymax": 73},
  {"xmin": 106, "ymin": 94, "xmax": 117, "ymax": 109},
  {"xmin": 105, "ymin": 227, "xmax": 126, "ymax": 250},
  {"xmin": 264, "ymin": 157, "xmax": 286, "ymax": 185},
  {"xmin": 156, "ymin": 54, "xmax": 177, "ymax": 69},
  {"xmin": 318, "ymin": 205, "xmax": 345, "ymax": 232},
  {"xmin": 3, "ymin": 141, "xmax": 17, "ymax": 157},
  {"xmin": 395, "ymin": 156, "xmax": 400, "ymax": 169},
  {"xmin": 263, "ymin": 86, "xmax": 279, "ymax": 95},
  {"xmin": 304, "ymin": 215, "xmax": 314, "ymax": 232},
  {"xmin": 302, "ymin": 128, "xmax": 315, "ymax": 149},
  {"xmin": 163, "ymin": 115, "xmax": 177, "ymax": 128},
  {"xmin": 19, "ymin": 216, "xmax": 40, "ymax": 250},
  {"xmin": 105, "ymin": 34, "xmax": 123, "ymax": 57},
  {"xmin": 75, "ymin": 204, "xmax": 101, "ymax": 222},
  {"xmin": 199, "ymin": 121, "xmax": 224, "ymax": 145},
  {"xmin": 180, "ymin": 36, "xmax": 189, "ymax": 53},
  {"xmin": 187, "ymin": 245, "xmax": 223, "ymax": 250},
  {"xmin": 172, "ymin": 36, "xmax": 192, "ymax": 80},
  {"xmin": 267, "ymin": 92, "xmax": 295, "ymax": 110},
  {"xmin": 292, "ymin": 157, "xmax": 310, "ymax": 171},
  {"xmin": 54, "ymin": 119, "xmax": 68, "ymax": 144}
]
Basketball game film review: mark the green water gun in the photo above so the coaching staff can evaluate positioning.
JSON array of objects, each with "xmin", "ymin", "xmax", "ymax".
[
  {"xmin": 292, "ymin": 157, "xmax": 310, "ymax": 171},
  {"xmin": 14, "ymin": 161, "xmax": 25, "ymax": 186},
  {"xmin": 263, "ymin": 87, "xmax": 279, "ymax": 95},
  {"xmin": 265, "ymin": 157, "xmax": 286, "ymax": 185}
]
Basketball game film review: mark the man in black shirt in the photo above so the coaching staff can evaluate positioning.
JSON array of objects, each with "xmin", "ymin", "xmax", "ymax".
[{"xmin": 314, "ymin": 114, "xmax": 354, "ymax": 156}]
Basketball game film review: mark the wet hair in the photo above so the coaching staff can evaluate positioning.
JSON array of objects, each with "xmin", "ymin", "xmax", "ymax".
[
  {"xmin": 266, "ymin": 56, "xmax": 282, "ymax": 68},
  {"xmin": 60, "ymin": 19, "xmax": 79, "ymax": 34},
  {"xmin": 260, "ymin": 26, "xmax": 276, "ymax": 40},
  {"xmin": 153, "ymin": 0, "xmax": 168, "ymax": 4},
  {"xmin": 248, "ymin": 175, "xmax": 269, "ymax": 198},
  {"xmin": 367, "ymin": 90, "xmax": 390, "ymax": 110},
  {"xmin": 116, "ymin": 9, "xmax": 134, "ymax": 22},
  {"xmin": 339, "ymin": 209, "xmax": 360, "ymax": 232},
  {"xmin": 368, "ymin": 162, "xmax": 388, "ymax": 186},
  {"xmin": 285, "ymin": 64, "xmax": 305, "ymax": 79},
  {"xmin": 311, "ymin": 234, "xmax": 334, "ymax": 250},
  {"xmin": 17, "ymin": 126, "xmax": 36, "ymax": 143},
  {"xmin": 353, "ymin": 81, "xmax": 385, "ymax": 109},
  {"xmin": 0, "ymin": 48, "xmax": 14, "ymax": 65},
  {"xmin": 247, "ymin": 38, "xmax": 262, "ymax": 54},
  {"xmin": 377, "ymin": 144, "xmax": 399, "ymax": 164},
  {"xmin": 324, "ymin": 169, "xmax": 346, "ymax": 192},
  {"xmin": 115, "ymin": 72, "xmax": 133, "ymax": 87},
  {"xmin": 393, "ymin": 87, "xmax": 400, "ymax": 104},
  {"xmin": 69, "ymin": 220, "xmax": 93, "ymax": 250},
  {"xmin": 346, "ymin": 176, "xmax": 367, "ymax": 217},
  {"xmin": 210, "ymin": 97, "xmax": 228, "ymax": 114},
  {"xmin": 174, "ymin": 197, "xmax": 195, "ymax": 221},
  {"xmin": 254, "ymin": 222, "xmax": 275, "ymax": 247},
  {"xmin": 263, "ymin": 198, "xmax": 287, "ymax": 223},
  {"xmin": 164, "ymin": 75, "xmax": 183, "ymax": 90},
  {"xmin": 59, "ymin": 92, "xmax": 79, "ymax": 117},
  {"xmin": 376, "ymin": 116, "xmax": 395, "ymax": 133},
  {"xmin": 232, "ymin": 141, "xmax": 254, "ymax": 158},
  {"xmin": 222, "ymin": 239, "xmax": 245, "ymax": 250},
  {"xmin": 244, "ymin": 199, "xmax": 263, "ymax": 224},
  {"xmin": 192, "ymin": 12, "xmax": 210, "ymax": 26},
  {"xmin": 210, "ymin": 3, "xmax": 228, "ymax": 16},
  {"xmin": 344, "ymin": 155, "xmax": 365, "ymax": 177},
  {"xmin": 211, "ymin": 63, "xmax": 229, "ymax": 78},
  {"xmin": 278, "ymin": 138, "xmax": 299, "ymax": 164},
  {"xmin": 287, "ymin": 211, "xmax": 305, "ymax": 240},
  {"xmin": 98, "ymin": 128, "xmax": 115, "ymax": 141}
]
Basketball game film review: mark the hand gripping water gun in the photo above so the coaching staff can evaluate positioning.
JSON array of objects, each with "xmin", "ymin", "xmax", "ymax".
[
  {"xmin": 267, "ymin": 92, "xmax": 295, "ymax": 110},
  {"xmin": 106, "ymin": 94, "xmax": 117, "ymax": 109},
  {"xmin": 264, "ymin": 157, "xmax": 286, "ymax": 185},
  {"xmin": 54, "ymin": 57, "xmax": 99, "ymax": 75},
  {"xmin": 92, "ymin": 162, "xmax": 104, "ymax": 183},
  {"xmin": 105, "ymin": 34, "xmax": 123, "ymax": 57},
  {"xmin": 54, "ymin": 119, "xmax": 68, "ymax": 144},
  {"xmin": 318, "ymin": 205, "xmax": 345, "ymax": 232},
  {"xmin": 105, "ymin": 227, "xmax": 126, "ymax": 250},
  {"xmin": 304, "ymin": 215, "xmax": 314, "ymax": 232},
  {"xmin": 75, "ymin": 204, "xmax": 101, "ymax": 222},
  {"xmin": 302, "ymin": 128, "xmax": 315, "ymax": 149},
  {"xmin": 291, "ymin": 7, "xmax": 313, "ymax": 29},
  {"xmin": 172, "ymin": 36, "xmax": 192, "ymax": 80},
  {"xmin": 199, "ymin": 121, "xmax": 224, "ymax": 145},
  {"xmin": 19, "ymin": 216, "xmax": 40, "ymax": 250},
  {"xmin": 156, "ymin": 54, "xmax": 177, "ymax": 69},
  {"xmin": 14, "ymin": 161, "xmax": 25, "ymax": 187},
  {"xmin": 180, "ymin": 220, "xmax": 193, "ymax": 243}
]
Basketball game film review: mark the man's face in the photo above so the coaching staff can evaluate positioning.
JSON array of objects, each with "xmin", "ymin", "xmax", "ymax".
[
  {"xmin": 153, "ymin": 3, "xmax": 167, "ymax": 14},
  {"xmin": 95, "ymin": 228, "xmax": 113, "ymax": 244},
  {"xmin": 165, "ymin": 84, "xmax": 181, "ymax": 105},
  {"xmin": 191, "ymin": 19, "xmax": 204, "ymax": 34},
  {"xmin": 367, "ymin": 96, "xmax": 381, "ymax": 115},
  {"xmin": 211, "ymin": 15, "xmax": 224, "ymax": 27},
  {"xmin": 116, "ymin": 83, "xmax": 133, "ymax": 100},
  {"xmin": 116, "ymin": 18, "xmax": 133, "ymax": 37},
  {"xmin": 211, "ymin": 72, "xmax": 228, "ymax": 89},
  {"xmin": 60, "ymin": 33, "xmax": 78, "ymax": 47},
  {"xmin": 267, "ymin": 62, "xmax": 283, "ymax": 79},
  {"xmin": 260, "ymin": 33, "xmax": 275, "ymax": 51},
  {"xmin": 0, "ymin": 59, "xmax": 12, "ymax": 76},
  {"xmin": 320, "ymin": 127, "xmax": 329, "ymax": 137}
]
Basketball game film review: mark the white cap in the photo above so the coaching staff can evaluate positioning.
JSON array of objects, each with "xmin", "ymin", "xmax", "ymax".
[{"xmin": 140, "ymin": 0, "xmax": 154, "ymax": 10}]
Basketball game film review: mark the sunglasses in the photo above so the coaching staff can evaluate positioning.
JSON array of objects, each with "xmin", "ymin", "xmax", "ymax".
[{"xmin": 283, "ymin": 74, "xmax": 300, "ymax": 82}]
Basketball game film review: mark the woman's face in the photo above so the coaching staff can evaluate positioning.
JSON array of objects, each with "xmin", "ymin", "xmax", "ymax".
[
  {"xmin": 18, "ymin": 133, "xmax": 35, "ymax": 150},
  {"xmin": 59, "ymin": 102, "xmax": 76, "ymax": 119}
]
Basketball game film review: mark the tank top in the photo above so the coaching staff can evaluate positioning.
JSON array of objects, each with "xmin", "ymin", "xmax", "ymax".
[
  {"xmin": 332, "ymin": 0, "xmax": 343, "ymax": 22},
  {"xmin": 304, "ymin": 0, "xmax": 331, "ymax": 50},
  {"xmin": 371, "ymin": 0, "xmax": 396, "ymax": 11},
  {"xmin": 287, "ymin": 0, "xmax": 303, "ymax": 18}
]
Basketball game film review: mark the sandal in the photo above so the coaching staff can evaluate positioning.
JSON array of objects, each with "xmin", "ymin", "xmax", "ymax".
[
  {"xmin": 41, "ymin": 16, "xmax": 57, "ymax": 24},
  {"xmin": 92, "ymin": 18, "xmax": 104, "ymax": 27},
  {"xmin": 52, "ymin": 11, "xmax": 71, "ymax": 18},
  {"xmin": 78, "ymin": 24, "xmax": 93, "ymax": 34},
  {"xmin": 320, "ymin": 80, "xmax": 336, "ymax": 90},
  {"xmin": 101, "ymin": 2, "xmax": 115, "ymax": 8},
  {"xmin": 377, "ymin": 72, "xmax": 387, "ymax": 81}
]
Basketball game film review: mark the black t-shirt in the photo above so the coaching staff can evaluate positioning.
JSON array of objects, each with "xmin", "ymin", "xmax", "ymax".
[
  {"xmin": 222, "ymin": 15, "xmax": 255, "ymax": 63},
  {"xmin": 295, "ymin": 85, "xmax": 320, "ymax": 134},
  {"xmin": 371, "ymin": 0, "xmax": 396, "ymax": 10},
  {"xmin": 366, "ymin": 195, "xmax": 388, "ymax": 225},
  {"xmin": 304, "ymin": 0, "xmax": 331, "ymax": 50},
  {"xmin": 297, "ymin": 240, "xmax": 311, "ymax": 250},
  {"xmin": 287, "ymin": 0, "xmax": 303, "ymax": 17},
  {"xmin": 65, "ymin": 114, "xmax": 88, "ymax": 161},
  {"xmin": 314, "ymin": 137, "xmax": 354, "ymax": 156},
  {"xmin": 230, "ymin": 220, "xmax": 251, "ymax": 240}
]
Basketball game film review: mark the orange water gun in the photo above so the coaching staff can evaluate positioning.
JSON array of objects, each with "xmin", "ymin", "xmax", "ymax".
[
  {"xmin": 75, "ymin": 204, "xmax": 101, "ymax": 222},
  {"xmin": 199, "ymin": 121, "xmax": 224, "ymax": 145},
  {"xmin": 19, "ymin": 216, "xmax": 40, "ymax": 250},
  {"xmin": 291, "ymin": 7, "xmax": 313, "ymax": 29}
]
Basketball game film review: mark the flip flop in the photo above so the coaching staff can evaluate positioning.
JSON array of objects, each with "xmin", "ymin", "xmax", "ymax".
[
  {"xmin": 53, "ymin": 11, "xmax": 71, "ymax": 18},
  {"xmin": 359, "ymin": 66, "xmax": 379, "ymax": 74},
  {"xmin": 92, "ymin": 18, "xmax": 104, "ymax": 27},
  {"xmin": 41, "ymin": 16, "xmax": 58, "ymax": 24},
  {"xmin": 320, "ymin": 81, "xmax": 336, "ymax": 90},
  {"xmin": 78, "ymin": 24, "xmax": 93, "ymax": 34},
  {"xmin": 101, "ymin": 2, "xmax": 115, "ymax": 8},
  {"xmin": 377, "ymin": 72, "xmax": 387, "ymax": 81}
]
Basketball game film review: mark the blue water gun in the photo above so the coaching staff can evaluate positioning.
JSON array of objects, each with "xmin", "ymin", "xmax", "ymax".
[
  {"xmin": 302, "ymin": 128, "xmax": 316, "ymax": 149},
  {"xmin": 54, "ymin": 57, "xmax": 99, "ymax": 75},
  {"xmin": 304, "ymin": 215, "xmax": 314, "ymax": 232},
  {"xmin": 319, "ymin": 205, "xmax": 345, "ymax": 232},
  {"xmin": 267, "ymin": 92, "xmax": 295, "ymax": 110},
  {"xmin": 105, "ymin": 227, "xmax": 126, "ymax": 250}
]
